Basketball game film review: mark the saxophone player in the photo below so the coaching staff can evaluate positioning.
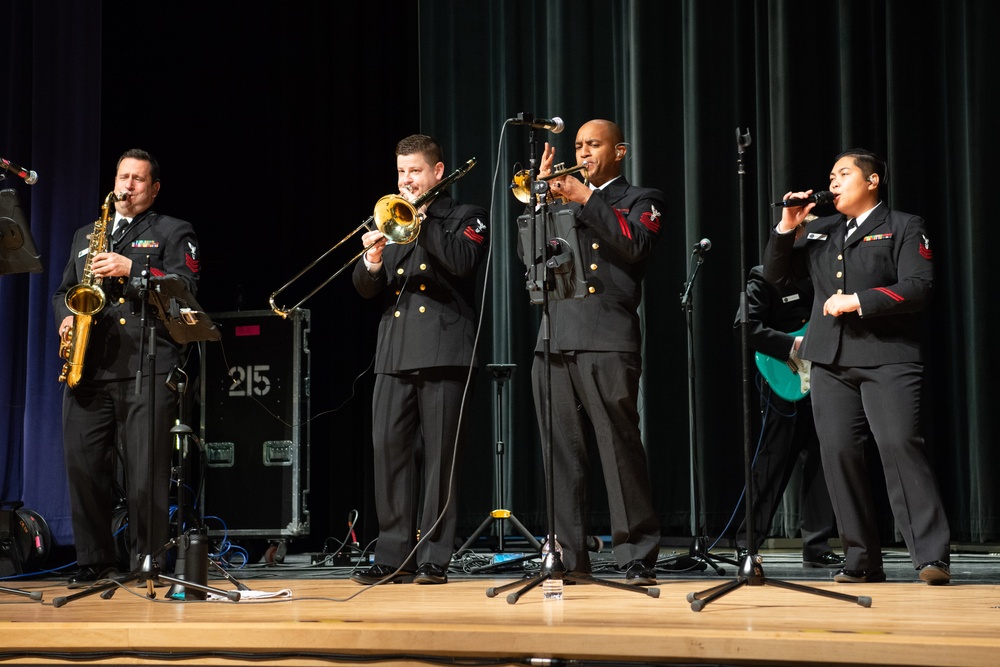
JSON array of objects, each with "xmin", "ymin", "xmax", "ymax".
[{"xmin": 52, "ymin": 149, "xmax": 201, "ymax": 588}]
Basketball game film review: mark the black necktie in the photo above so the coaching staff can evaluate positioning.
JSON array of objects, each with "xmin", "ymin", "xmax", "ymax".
[
  {"xmin": 845, "ymin": 218, "xmax": 857, "ymax": 239},
  {"xmin": 112, "ymin": 218, "xmax": 130, "ymax": 247}
]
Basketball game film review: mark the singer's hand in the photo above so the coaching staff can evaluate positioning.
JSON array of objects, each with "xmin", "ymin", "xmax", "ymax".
[
  {"xmin": 823, "ymin": 293, "xmax": 860, "ymax": 317},
  {"xmin": 778, "ymin": 190, "xmax": 816, "ymax": 233},
  {"xmin": 91, "ymin": 252, "xmax": 133, "ymax": 278}
]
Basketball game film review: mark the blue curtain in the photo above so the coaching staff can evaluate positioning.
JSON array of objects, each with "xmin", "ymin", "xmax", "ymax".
[{"xmin": 2, "ymin": 0, "xmax": 102, "ymax": 545}]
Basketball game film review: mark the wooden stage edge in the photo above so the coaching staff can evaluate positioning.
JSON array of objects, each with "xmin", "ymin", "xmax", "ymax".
[{"xmin": 1, "ymin": 571, "xmax": 999, "ymax": 667}]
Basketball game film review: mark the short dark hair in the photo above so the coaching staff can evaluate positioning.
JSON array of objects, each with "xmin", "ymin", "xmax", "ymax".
[
  {"xmin": 396, "ymin": 134, "xmax": 443, "ymax": 166},
  {"xmin": 836, "ymin": 148, "xmax": 888, "ymax": 187},
  {"xmin": 116, "ymin": 148, "xmax": 160, "ymax": 183}
]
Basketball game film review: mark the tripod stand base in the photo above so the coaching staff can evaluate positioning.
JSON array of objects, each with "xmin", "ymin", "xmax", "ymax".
[
  {"xmin": 486, "ymin": 551, "xmax": 661, "ymax": 604},
  {"xmin": 657, "ymin": 536, "xmax": 738, "ymax": 575},
  {"xmin": 51, "ymin": 538, "xmax": 243, "ymax": 608},
  {"xmin": 458, "ymin": 510, "xmax": 542, "ymax": 555},
  {"xmin": 686, "ymin": 554, "xmax": 872, "ymax": 612},
  {"xmin": 0, "ymin": 584, "xmax": 42, "ymax": 601}
]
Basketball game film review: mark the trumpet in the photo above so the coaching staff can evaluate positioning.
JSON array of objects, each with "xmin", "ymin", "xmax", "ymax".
[
  {"xmin": 510, "ymin": 162, "xmax": 589, "ymax": 204},
  {"xmin": 269, "ymin": 157, "xmax": 477, "ymax": 318}
]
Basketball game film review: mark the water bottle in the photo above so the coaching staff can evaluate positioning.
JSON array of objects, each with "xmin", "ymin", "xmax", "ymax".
[
  {"xmin": 541, "ymin": 535, "xmax": 564, "ymax": 600},
  {"xmin": 542, "ymin": 576, "xmax": 564, "ymax": 600}
]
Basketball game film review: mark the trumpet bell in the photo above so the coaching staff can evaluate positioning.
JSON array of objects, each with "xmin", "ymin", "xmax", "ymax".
[
  {"xmin": 373, "ymin": 194, "xmax": 420, "ymax": 244},
  {"xmin": 510, "ymin": 171, "xmax": 532, "ymax": 204},
  {"xmin": 510, "ymin": 163, "xmax": 589, "ymax": 204}
]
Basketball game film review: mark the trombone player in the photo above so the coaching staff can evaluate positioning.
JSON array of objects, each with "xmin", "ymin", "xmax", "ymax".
[{"xmin": 351, "ymin": 134, "xmax": 488, "ymax": 585}]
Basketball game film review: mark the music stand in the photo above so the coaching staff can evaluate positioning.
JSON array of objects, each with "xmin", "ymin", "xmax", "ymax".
[
  {"xmin": 685, "ymin": 129, "xmax": 870, "ymax": 611},
  {"xmin": 487, "ymin": 121, "xmax": 658, "ymax": 602},
  {"xmin": 53, "ymin": 273, "xmax": 239, "ymax": 607},
  {"xmin": 0, "ymin": 188, "xmax": 43, "ymax": 276}
]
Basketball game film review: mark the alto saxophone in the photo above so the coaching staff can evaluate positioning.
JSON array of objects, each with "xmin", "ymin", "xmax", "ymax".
[{"xmin": 58, "ymin": 191, "xmax": 128, "ymax": 387}]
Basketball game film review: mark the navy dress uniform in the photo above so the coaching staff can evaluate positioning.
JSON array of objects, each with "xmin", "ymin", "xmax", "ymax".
[
  {"xmin": 763, "ymin": 203, "xmax": 950, "ymax": 580},
  {"xmin": 53, "ymin": 209, "xmax": 200, "ymax": 572},
  {"xmin": 352, "ymin": 191, "xmax": 488, "ymax": 575},
  {"xmin": 530, "ymin": 176, "xmax": 664, "ymax": 578}
]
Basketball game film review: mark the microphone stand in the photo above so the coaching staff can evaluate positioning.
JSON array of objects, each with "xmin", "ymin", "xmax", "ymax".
[
  {"xmin": 685, "ymin": 128, "xmax": 871, "ymax": 611},
  {"xmin": 656, "ymin": 245, "xmax": 738, "ymax": 576},
  {"xmin": 486, "ymin": 119, "xmax": 658, "ymax": 602}
]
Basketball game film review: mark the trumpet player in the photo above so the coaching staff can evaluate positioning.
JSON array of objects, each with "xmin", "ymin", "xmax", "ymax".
[
  {"xmin": 53, "ymin": 149, "xmax": 201, "ymax": 588},
  {"xmin": 351, "ymin": 134, "xmax": 488, "ymax": 585},
  {"xmin": 531, "ymin": 119, "xmax": 665, "ymax": 586}
]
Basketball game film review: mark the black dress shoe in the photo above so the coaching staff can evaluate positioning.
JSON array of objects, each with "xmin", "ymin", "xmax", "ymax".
[
  {"xmin": 623, "ymin": 560, "xmax": 656, "ymax": 586},
  {"xmin": 67, "ymin": 564, "xmax": 117, "ymax": 590},
  {"xmin": 833, "ymin": 567, "xmax": 886, "ymax": 583},
  {"xmin": 413, "ymin": 562, "xmax": 448, "ymax": 585},
  {"xmin": 803, "ymin": 551, "xmax": 846, "ymax": 569},
  {"xmin": 350, "ymin": 563, "xmax": 415, "ymax": 585},
  {"xmin": 917, "ymin": 560, "xmax": 951, "ymax": 585}
]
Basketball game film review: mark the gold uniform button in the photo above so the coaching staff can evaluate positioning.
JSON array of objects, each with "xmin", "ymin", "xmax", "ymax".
[
  {"xmin": 837, "ymin": 254, "xmax": 843, "ymax": 261},
  {"xmin": 592, "ymin": 242, "xmax": 600, "ymax": 250},
  {"xmin": 836, "ymin": 271, "xmax": 843, "ymax": 278},
  {"xmin": 119, "ymin": 318, "xmax": 127, "ymax": 325},
  {"xmin": 590, "ymin": 263, "xmax": 598, "ymax": 271},
  {"xmin": 419, "ymin": 263, "xmax": 427, "ymax": 271},
  {"xmin": 395, "ymin": 290, "xmax": 400, "ymax": 295},
  {"xmin": 397, "ymin": 268, "xmax": 405, "ymax": 275},
  {"xmin": 588, "ymin": 286, "xmax": 596, "ymax": 294},
  {"xmin": 836, "ymin": 289, "xmax": 843, "ymax": 294},
  {"xmin": 419, "ymin": 306, "xmax": 426, "ymax": 313},
  {"xmin": 419, "ymin": 284, "xmax": 426, "ymax": 291},
  {"xmin": 119, "ymin": 297, "xmax": 126, "ymax": 304},
  {"xmin": 394, "ymin": 310, "xmax": 401, "ymax": 317}
]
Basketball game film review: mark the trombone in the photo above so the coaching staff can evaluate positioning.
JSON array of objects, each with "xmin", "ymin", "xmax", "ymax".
[
  {"xmin": 269, "ymin": 157, "xmax": 477, "ymax": 318},
  {"xmin": 510, "ymin": 162, "xmax": 589, "ymax": 203}
]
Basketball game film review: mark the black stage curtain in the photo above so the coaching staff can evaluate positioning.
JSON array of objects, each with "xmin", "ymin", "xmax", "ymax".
[{"xmin": 1, "ymin": 1, "xmax": 996, "ymax": 557}]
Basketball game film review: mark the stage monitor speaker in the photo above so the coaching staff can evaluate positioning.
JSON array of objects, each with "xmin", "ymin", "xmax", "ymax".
[{"xmin": 200, "ymin": 309, "xmax": 310, "ymax": 540}]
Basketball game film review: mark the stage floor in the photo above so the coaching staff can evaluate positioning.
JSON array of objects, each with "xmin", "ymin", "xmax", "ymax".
[{"xmin": 1, "ymin": 546, "xmax": 998, "ymax": 666}]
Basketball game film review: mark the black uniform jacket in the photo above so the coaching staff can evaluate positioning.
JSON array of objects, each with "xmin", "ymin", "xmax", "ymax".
[
  {"xmin": 534, "ymin": 176, "xmax": 665, "ymax": 354},
  {"xmin": 738, "ymin": 264, "xmax": 813, "ymax": 361},
  {"xmin": 762, "ymin": 204, "xmax": 932, "ymax": 367},
  {"xmin": 352, "ymin": 192, "xmax": 488, "ymax": 373},
  {"xmin": 53, "ymin": 210, "xmax": 201, "ymax": 380}
]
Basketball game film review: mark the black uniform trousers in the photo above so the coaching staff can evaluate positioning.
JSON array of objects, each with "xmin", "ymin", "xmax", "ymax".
[
  {"xmin": 62, "ymin": 374, "xmax": 176, "ymax": 568},
  {"xmin": 370, "ymin": 368, "xmax": 472, "ymax": 569},
  {"xmin": 811, "ymin": 361, "xmax": 950, "ymax": 571},
  {"xmin": 531, "ymin": 350, "xmax": 660, "ymax": 573},
  {"xmin": 736, "ymin": 383, "xmax": 836, "ymax": 559}
]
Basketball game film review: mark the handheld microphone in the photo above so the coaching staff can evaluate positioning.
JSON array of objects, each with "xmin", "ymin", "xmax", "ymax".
[
  {"xmin": 693, "ymin": 238, "xmax": 712, "ymax": 253},
  {"xmin": 0, "ymin": 156, "xmax": 38, "ymax": 184},
  {"xmin": 508, "ymin": 113, "xmax": 565, "ymax": 134},
  {"xmin": 771, "ymin": 190, "xmax": 834, "ymax": 208}
]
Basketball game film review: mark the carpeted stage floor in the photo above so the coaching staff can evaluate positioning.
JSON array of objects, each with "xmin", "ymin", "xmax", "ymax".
[{"xmin": 1, "ymin": 544, "xmax": 998, "ymax": 667}]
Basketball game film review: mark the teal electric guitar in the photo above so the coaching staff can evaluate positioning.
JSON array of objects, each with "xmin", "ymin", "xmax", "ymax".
[{"xmin": 754, "ymin": 324, "xmax": 810, "ymax": 402}]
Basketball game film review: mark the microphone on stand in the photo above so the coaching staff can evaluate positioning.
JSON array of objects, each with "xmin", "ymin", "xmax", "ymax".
[
  {"xmin": 692, "ymin": 238, "xmax": 712, "ymax": 253},
  {"xmin": 0, "ymin": 156, "xmax": 39, "ymax": 184},
  {"xmin": 507, "ymin": 112, "xmax": 565, "ymax": 134},
  {"xmin": 770, "ymin": 191, "xmax": 834, "ymax": 208}
]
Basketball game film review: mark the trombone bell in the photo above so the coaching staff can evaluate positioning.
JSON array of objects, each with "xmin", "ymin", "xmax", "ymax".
[{"xmin": 373, "ymin": 195, "xmax": 421, "ymax": 245}]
